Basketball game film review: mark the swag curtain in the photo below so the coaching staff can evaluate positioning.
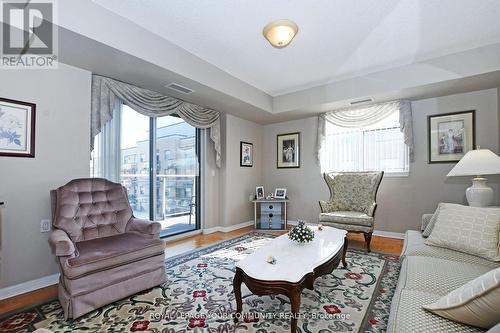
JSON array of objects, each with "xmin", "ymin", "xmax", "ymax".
[
  {"xmin": 91, "ymin": 75, "xmax": 222, "ymax": 167},
  {"xmin": 316, "ymin": 100, "xmax": 414, "ymax": 163}
]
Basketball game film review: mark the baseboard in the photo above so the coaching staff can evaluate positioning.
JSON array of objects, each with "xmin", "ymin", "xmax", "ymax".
[
  {"xmin": 372, "ymin": 230, "xmax": 405, "ymax": 239},
  {"xmin": 203, "ymin": 220, "xmax": 254, "ymax": 235},
  {"xmin": 165, "ymin": 229, "xmax": 202, "ymax": 242},
  {"xmin": 0, "ymin": 273, "xmax": 59, "ymax": 300},
  {"xmin": 288, "ymin": 220, "xmax": 405, "ymax": 239}
]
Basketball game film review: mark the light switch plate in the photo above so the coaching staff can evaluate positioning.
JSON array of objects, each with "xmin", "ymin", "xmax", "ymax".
[{"xmin": 40, "ymin": 219, "xmax": 51, "ymax": 233}]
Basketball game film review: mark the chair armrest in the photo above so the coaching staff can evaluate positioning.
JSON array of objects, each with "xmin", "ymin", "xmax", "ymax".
[
  {"xmin": 421, "ymin": 214, "xmax": 433, "ymax": 231},
  {"xmin": 127, "ymin": 218, "xmax": 161, "ymax": 237},
  {"xmin": 367, "ymin": 203, "xmax": 378, "ymax": 217},
  {"xmin": 48, "ymin": 229, "xmax": 75, "ymax": 256},
  {"xmin": 319, "ymin": 200, "xmax": 330, "ymax": 213}
]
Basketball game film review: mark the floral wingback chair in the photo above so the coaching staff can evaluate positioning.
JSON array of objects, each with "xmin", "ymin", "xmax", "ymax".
[{"xmin": 319, "ymin": 171, "xmax": 384, "ymax": 252}]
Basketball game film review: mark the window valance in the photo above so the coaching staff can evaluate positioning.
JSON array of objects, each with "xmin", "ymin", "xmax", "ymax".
[
  {"xmin": 317, "ymin": 100, "xmax": 414, "ymax": 163},
  {"xmin": 91, "ymin": 75, "xmax": 222, "ymax": 167}
]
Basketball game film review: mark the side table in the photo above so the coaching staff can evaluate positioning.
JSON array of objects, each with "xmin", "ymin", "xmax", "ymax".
[{"xmin": 253, "ymin": 198, "xmax": 288, "ymax": 230}]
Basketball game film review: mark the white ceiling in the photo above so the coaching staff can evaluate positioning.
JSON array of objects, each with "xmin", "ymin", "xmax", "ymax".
[{"xmin": 92, "ymin": 0, "xmax": 500, "ymax": 96}]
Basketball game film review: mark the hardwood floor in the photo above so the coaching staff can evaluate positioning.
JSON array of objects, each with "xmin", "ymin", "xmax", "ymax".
[{"xmin": 0, "ymin": 227, "xmax": 403, "ymax": 315}]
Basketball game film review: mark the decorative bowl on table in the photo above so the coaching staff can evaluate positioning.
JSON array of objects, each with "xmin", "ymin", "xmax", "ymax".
[{"xmin": 288, "ymin": 220, "xmax": 315, "ymax": 244}]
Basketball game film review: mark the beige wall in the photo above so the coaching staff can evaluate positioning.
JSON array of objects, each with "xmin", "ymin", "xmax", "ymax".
[
  {"xmin": 0, "ymin": 64, "xmax": 91, "ymax": 287},
  {"xmin": 202, "ymin": 129, "xmax": 221, "ymax": 230},
  {"xmin": 263, "ymin": 88, "xmax": 499, "ymax": 233},
  {"xmin": 219, "ymin": 114, "xmax": 263, "ymax": 227}
]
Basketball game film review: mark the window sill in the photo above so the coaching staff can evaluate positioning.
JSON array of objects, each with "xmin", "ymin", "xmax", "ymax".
[{"xmin": 384, "ymin": 171, "xmax": 409, "ymax": 178}]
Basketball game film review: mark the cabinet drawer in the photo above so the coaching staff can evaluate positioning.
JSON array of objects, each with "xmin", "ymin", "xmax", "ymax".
[
  {"xmin": 259, "ymin": 215, "xmax": 283, "ymax": 229},
  {"xmin": 260, "ymin": 203, "xmax": 281, "ymax": 214}
]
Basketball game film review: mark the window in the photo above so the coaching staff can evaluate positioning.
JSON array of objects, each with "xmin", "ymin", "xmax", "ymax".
[
  {"xmin": 164, "ymin": 150, "xmax": 172, "ymax": 160},
  {"xmin": 321, "ymin": 110, "xmax": 409, "ymax": 175},
  {"xmin": 91, "ymin": 104, "xmax": 200, "ymax": 237}
]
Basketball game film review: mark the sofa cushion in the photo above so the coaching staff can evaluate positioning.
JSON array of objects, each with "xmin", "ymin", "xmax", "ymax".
[
  {"xmin": 423, "ymin": 267, "xmax": 500, "ymax": 329},
  {"xmin": 402, "ymin": 231, "xmax": 499, "ymax": 268},
  {"xmin": 387, "ymin": 289, "xmax": 485, "ymax": 333},
  {"xmin": 319, "ymin": 211, "xmax": 374, "ymax": 226},
  {"xmin": 425, "ymin": 205, "xmax": 500, "ymax": 261},
  {"xmin": 422, "ymin": 203, "xmax": 464, "ymax": 237},
  {"xmin": 399, "ymin": 256, "xmax": 492, "ymax": 295},
  {"xmin": 319, "ymin": 221, "xmax": 373, "ymax": 233},
  {"xmin": 62, "ymin": 233, "xmax": 164, "ymax": 279}
]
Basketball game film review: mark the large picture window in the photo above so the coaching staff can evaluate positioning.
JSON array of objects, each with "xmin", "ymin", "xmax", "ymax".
[
  {"xmin": 321, "ymin": 110, "xmax": 409, "ymax": 175},
  {"xmin": 91, "ymin": 104, "xmax": 200, "ymax": 237}
]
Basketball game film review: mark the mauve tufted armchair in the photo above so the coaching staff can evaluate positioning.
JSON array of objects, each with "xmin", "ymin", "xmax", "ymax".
[{"xmin": 48, "ymin": 178, "xmax": 167, "ymax": 319}]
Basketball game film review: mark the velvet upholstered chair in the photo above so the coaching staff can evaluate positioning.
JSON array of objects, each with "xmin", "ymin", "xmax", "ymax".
[
  {"xmin": 319, "ymin": 171, "xmax": 384, "ymax": 252},
  {"xmin": 48, "ymin": 178, "xmax": 167, "ymax": 319}
]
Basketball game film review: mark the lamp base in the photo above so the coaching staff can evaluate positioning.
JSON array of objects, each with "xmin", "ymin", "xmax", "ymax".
[{"xmin": 466, "ymin": 177, "xmax": 494, "ymax": 207}]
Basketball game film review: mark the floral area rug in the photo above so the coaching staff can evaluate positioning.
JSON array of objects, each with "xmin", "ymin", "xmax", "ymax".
[{"xmin": 0, "ymin": 232, "xmax": 400, "ymax": 333}]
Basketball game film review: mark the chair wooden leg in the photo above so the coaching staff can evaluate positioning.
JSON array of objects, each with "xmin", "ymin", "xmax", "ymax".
[{"xmin": 363, "ymin": 232, "xmax": 372, "ymax": 253}]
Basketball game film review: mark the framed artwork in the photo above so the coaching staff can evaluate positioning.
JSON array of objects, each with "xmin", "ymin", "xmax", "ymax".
[
  {"xmin": 277, "ymin": 132, "xmax": 300, "ymax": 168},
  {"xmin": 274, "ymin": 188, "xmax": 287, "ymax": 199},
  {"xmin": 0, "ymin": 97, "xmax": 36, "ymax": 158},
  {"xmin": 428, "ymin": 110, "xmax": 475, "ymax": 164},
  {"xmin": 240, "ymin": 141, "xmax": 253, "ymax": 167},
  {"xmin": 255, "ymin": 186, "xmax": 264, "ymax": 199}
]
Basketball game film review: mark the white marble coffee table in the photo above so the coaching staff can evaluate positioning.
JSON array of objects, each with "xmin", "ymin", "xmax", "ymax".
[{"xmin": 233, "ymin": 226, "xmax": 348, "ymax": 332}]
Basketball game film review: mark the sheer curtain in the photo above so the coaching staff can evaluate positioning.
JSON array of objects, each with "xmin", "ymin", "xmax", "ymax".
[
  {"xmin": 317, "ymin": 100, "xmax": 414, "ymax": 167},
  {"xmin": 91, "ymin": 100, "xmax": 121, "ymax": 182}
]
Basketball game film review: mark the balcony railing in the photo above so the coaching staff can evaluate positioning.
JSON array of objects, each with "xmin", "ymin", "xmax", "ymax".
[{"xmin": 120, "ymin": 174, "xmax": 196, "ymax": 221}]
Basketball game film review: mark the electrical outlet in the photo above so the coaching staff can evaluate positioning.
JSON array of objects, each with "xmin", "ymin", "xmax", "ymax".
[{"xmin": 40, "ymin": 219, "xmax": 51, "ymax": 233}]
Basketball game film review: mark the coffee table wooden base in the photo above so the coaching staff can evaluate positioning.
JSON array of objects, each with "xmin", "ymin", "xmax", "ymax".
[{"xmin": 233, "ymin": 237, "xmax": 348, "ymax": 332}]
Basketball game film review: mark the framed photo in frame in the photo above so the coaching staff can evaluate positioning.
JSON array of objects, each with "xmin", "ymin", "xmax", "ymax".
[
  {"xmin": 240, "ymin": 141, "xmax": 253, "ymax": 167},
  {"xmin": 277, "ymin": 132, "xmax": 300, "ymax": 168},
  {"xmin": 428, "ymin": 110, "xmax": 475, "ymax": 163},
  {"xmin": 274, "ymin": 188, "xmax": 287, "ymax": 199},
  {"xmin": 255, "ymin": 186, "xmax": 264, "ymax": 199},
  {"xmin": 0, "ymin": 97, "xmax": 36, "ymax": 158}
]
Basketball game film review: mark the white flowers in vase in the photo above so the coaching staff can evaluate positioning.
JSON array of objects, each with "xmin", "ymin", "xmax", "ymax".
[{"xmin": 288, "ymin": 220, "xmax": 315, "ymax": 244}]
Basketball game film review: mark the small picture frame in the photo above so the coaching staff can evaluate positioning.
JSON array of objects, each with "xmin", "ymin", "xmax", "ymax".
[
  {"xmin": 277, "ymin": 132, "xmax": 300, "ymax": 168},
  {"xmin": 240, "ymin": 141, "xmax": 253, "ymax": 167},
  {"xmin": 0, "ymin": 97, "xmax": 36, "ymax": 158},
  {"xmin": 428, "ymin": 110, "xmax": 475, "ymax": 163},
  {"xmin": 256, "ymin": 186, "xmax": 265, "ymax": 199},
  {"xmin": 274, "ymin": 188, "xmax": 287, "ymax": 199}
]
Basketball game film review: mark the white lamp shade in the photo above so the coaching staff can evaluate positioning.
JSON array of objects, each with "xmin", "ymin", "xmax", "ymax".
[{"xmin": 447, "ymin": 149, "xmax": 500, "ymax": 177}]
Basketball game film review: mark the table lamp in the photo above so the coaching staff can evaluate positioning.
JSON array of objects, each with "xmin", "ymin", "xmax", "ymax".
[{"xmin": 447, "ymin": 148, "xmax": 500, "ymax": 207}]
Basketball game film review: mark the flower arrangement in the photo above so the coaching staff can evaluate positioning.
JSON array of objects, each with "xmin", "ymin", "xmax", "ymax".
[{"xmin": 288, "ymin": 220, "xmax": 315, "ymax": 243}]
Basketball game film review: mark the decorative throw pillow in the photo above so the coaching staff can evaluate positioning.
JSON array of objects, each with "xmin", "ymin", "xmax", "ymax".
[
  {"xmin": 424, "ymin": 204, "xmax": 500, "ymax": 261},
  {"xmin": 422, "ymin": 203, "xmax": 464, "ymax": 237},
  {"xmin": 423, "ymin": 267, "xmax": 500, "ymax": 328}
]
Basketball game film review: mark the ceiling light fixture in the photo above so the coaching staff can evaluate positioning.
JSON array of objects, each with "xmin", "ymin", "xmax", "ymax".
[{"xmin": 262, "ymin": 19, "xmax": 298, "ymax": 48}]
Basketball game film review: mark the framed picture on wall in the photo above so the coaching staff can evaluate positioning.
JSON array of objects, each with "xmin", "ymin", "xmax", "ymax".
[
  {"xmin": 0, "ymin": 97, "xmax": 36, "ymax": 158},
  {"xmin": 277, "ymin": 132, "xmax": 300, "ymax": 168},
  {"xmin": 428, "ymin": 110, "xmax": 475, "ymax": 163},
  {"xmin": 240, "ymin": 141, "xmax": 253, "ymax": 167}
]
